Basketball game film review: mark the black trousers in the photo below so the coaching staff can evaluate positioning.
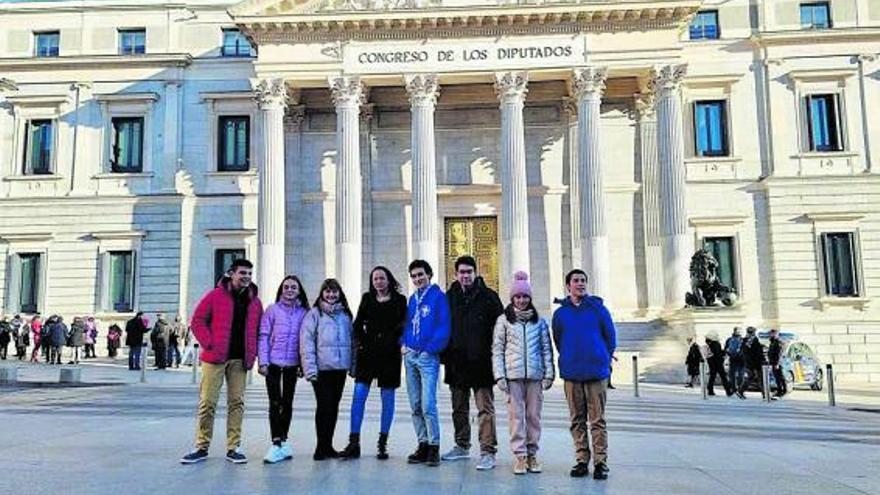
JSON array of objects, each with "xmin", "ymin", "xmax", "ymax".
[
  {"xmin": 311, "ymin": 370, "xmax": 347, "ymax": 452},
  {"xmin": 0, "ymin": 343, "xmax": 8, "ymax": 359},
  {"xmin": 266, "ymin": 365, "xmax": 299, "ymax": 442},
  {"xmin": 739, "ymin": 365, "xmax": 763, "ymax": 394},
  {"xmin": 707, "ymin": 362, "xmax": 730, "ymax": 395},
  {"xmin": 772, "ymin": 366, "xmax": 787, "ymax": 396},
  {"xmin": 154, "ymin": 346, "xmax": 167, "ymax": 369}
]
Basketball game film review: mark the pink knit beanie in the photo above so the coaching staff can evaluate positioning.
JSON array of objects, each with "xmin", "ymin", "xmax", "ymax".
[{"xmin": 510, "ymin": 271, "xmax": 533, "ymax": 299}]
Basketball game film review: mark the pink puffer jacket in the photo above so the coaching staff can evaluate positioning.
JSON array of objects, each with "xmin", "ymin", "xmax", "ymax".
[{"xmin": 191, "ymin": 279, "xmax": 263, "ymax": 369}]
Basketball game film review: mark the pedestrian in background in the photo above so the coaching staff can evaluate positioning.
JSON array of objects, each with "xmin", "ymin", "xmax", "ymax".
[
  {"xmin": 684, "ymin": 337, "xmax": 702, "ymax": 388},
  {"xmin": 300, "ymin": 278, "xmax": 353, "ymax": 461},
  {"xmin": 83, "ymin": 316, "xmax": 98, "ymax": 359},
  {"xmin": 167, "ymin": 315, "xmax": 183, "ymax": 368},
  {"xmin": 49, "ymin": 316, "xmax": 67, "ymax": 365},
  {"xmin": 492, "ymin": 271, "xmax": 555, "ymax": 475},
  {"xmin": 705, "ymin": 332, "xmax": 731, "ymax": 396},
  {"xmin": 67, "ymin": 316, "xmax": 85, "ymax": 364},
  {"xmin": 737, "ymin": 326, "xmax": 765, "ymax": 399},
  {"xmin": 181, "ymin": 258, "xmax": 262, "ymax": 465},
  {"xmin": 768, "ymin": 329, "xmax": 787, "ymax": 398},
  {"xmin": 107, "ymin": 324, "xmax": 122, "ymax": 358},
  {"xmin": 30, "ymin": 315, "xmax": 42, "ymax": 363},
  {"xmin": 442, "ymin": 255, "xmax": 503, "ymax": 470},
  {"xmin": 14, "ymin": 315, "xmax": 29, "ymax": 360},
  {"xmin": 402, "ymin": 260, "xmax": 451, "ymax": 467},
  {"xmin": 258, "ymin": 275, "xmax": 309, "ymax": 464},
  {"xmin": 724, "ymin": 327, "xmax": 745, "ymax": 393},
  {"xmin": 0, "ymin": 315, "xmax": 10, "ymax": 360},
  {"xmin": 125, "ymin": 312, "xmax": 149, "ymax": 371},
  {"xmin": 151, "ymin": 313, "xmax": 171, "ymax": 370},
  {"xmin": 552, "ymin": 269, "xmax": 615, "ymax": 480},
  {"xmin": 339, "ymin": 266, "xmax": 407, "ymax": 461}
]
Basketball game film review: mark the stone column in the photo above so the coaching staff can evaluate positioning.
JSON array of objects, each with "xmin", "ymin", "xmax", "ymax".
[
  {"xmin": 652, "ymin": 64, "xmax": 690, "ymax": 309},
  {"xmin": 254, "ymin": 78, "xmax": 288, "ymax": 300},
  {"xmin": 494, "ymin": 71, "xmax": 531, "ymax": 278},
  {"xmin": 636, "ymin": 92, "xmax": 665, "ymax": 310},
  {"xmin": 404, "ymin": 74, "xmax": 440, "ymax": 272},
  {"xmin": 572, "ymin": 67, "xmax": 610, "ymax": 300},
  {"xmin": 328, "ymin": 76, "xmax": 366, "ymax": 299}
]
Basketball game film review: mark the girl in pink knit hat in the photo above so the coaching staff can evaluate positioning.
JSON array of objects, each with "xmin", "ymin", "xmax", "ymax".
[{"xmin": 491, "ymin": 271, "xmax": 555, "ymax": 475}]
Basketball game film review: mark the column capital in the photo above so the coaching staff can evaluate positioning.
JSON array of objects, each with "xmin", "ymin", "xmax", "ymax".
[
  {"xmin": 633, "ymin": 91, "xmax": 656, "ymax": 122},
  {"xmin": 570, "ymin": 66, "xmax": 607, "ymax": 100},
  {"xmin": 561, "ymin": 96, "xmax": 578, "ymax": 121},
  {"xmin": 328, "ymin": 76, "xmax": 367, "ymax": 107},
  {"xmin": 404, "ymin": 73, "xmax": 440, "ymax": 107},
  {"xmin": 252, "ymin": 78, "xmax": 288, "ymax": 110},
  {"xmin": 284, "ymin": 105, "xmax": 306, "ymax": 131},
  {"xmin": 494, "ymin": 71, "xmax": 528, "ymax": 105},
  {"xmin": 649, "ymin": 64, "xmax": 688, "ymax": 95}
]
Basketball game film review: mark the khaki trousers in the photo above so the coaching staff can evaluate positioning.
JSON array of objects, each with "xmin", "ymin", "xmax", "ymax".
[
  {"xmin": 506, "ymin": 379, "xmax": 544, "ymax": 458},
  {"xmin": 195, "ymin": 359, "xmax": 247, "ymax": 451},
  {"xmin": 450, "ymin": 385, "xmax": 497, "ymax": 454},
  {"xmin": 563, "ymin": 379, "xmax": 608, "ymax": 464}
]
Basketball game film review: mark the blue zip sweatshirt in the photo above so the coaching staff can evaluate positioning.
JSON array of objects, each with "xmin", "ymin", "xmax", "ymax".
[
  {"xmin": 401, "ymin": 283, "xmax": 451, "ymax": 355},
  {"xmin": 551, "ymin": 295, "xmax": 617, "ymax": 381}
]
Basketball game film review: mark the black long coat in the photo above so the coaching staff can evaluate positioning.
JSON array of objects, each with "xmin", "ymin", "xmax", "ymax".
[
  {"xmin": 685, "ymin": 342, "xmax": 703, "ymax": 376},
  {"xmin": 352, "ymin": 291, "xmax": 407, "ymax": 388},
  {"xmin": 125, "ymin": 317, "xmax": 148, "ymax": 347},
  {"xmin": 443, "ymin": 278, "xmax": 504, "ymax": 388}
]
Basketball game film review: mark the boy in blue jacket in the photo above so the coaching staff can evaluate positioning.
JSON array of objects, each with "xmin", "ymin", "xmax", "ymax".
[
  {"xmin": 551, "ymin": 269, "xmax": 616, "ymax": 480},
  {"xmin": 401, "ymin": 259, "xmax": 451, "ymax": 466}
]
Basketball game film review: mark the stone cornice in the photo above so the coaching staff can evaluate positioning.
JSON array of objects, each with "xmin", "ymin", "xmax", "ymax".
[
  {"xmin": 750, "ymin": 27, "xmax": 880, "ymax": 47},
  {"xmin": 0, "ymin": 54, "xmax": 193, "ymax": 72},
  {"xmin": 236, "ymin": 1, "xmax": 701, "ymax": 42}
]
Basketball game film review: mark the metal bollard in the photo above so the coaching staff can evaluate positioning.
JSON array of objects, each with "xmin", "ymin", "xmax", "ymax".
[
  {"xmin": 762, "ymin": 365, "xmax": 772, "ymax": 403},
  {"xmin": 191, "ymin": 343, "xmax": 200, "ymax": 384},
  {"xmin": 247, "ymin": 365, "xmax": 254, "ymax": 385},
  {"xmin": 699, "ymin": 361, "xmax": 708, "ymax": 400},
  {"xmin": 140, "ymin": 342, "xmax": 149, "ymax": 384},
  {"xmin": 632, "ymin": 354, "xmax": 640, "ymax": 398},
  {"xmin": 826, "ymin": 364, "xmax": 836, "ymax": 407}
]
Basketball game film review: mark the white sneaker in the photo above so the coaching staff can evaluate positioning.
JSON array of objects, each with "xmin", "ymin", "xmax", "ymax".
[
  {"xmin": 475, "ymin": 453, "xmax": 496, "ymax": 471},
  {"xmin": 441, "ymin": 445, "xmax": 471, "ymax": 461},
  {"xmin": 281, "ymin": 441, "xmax": 293, "ymax": 459},
  {"xmin": 263, "ymin": 445, "xmax": 286, "ymax": 464}
]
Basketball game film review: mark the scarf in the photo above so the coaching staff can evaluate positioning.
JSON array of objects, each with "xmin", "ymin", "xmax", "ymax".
[
  {"xmin": 320, "ymin": 300, "xmax": 342, "ymax": 315},
  {"xmin": 514, "ymin": 308, "xmax": 534, "ymax": 323}
]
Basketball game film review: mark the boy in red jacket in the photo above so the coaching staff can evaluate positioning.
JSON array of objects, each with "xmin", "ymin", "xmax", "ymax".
[{"xmin": 181, "ymin": 259, "xmax": 263, "ymax": 464}]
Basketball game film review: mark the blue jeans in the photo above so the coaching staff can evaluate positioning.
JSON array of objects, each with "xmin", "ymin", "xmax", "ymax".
[
  {"xmin": 128, "ymin": 345, "xmax": 142, "ymax": 370},
  {"xmin": 350, "ymin": 382, "xmax": 396, "ymax": 435},
  {"xmin": 404, "ymin": 351, "xmax": 440, "ymax": 445},
  {"xmin": 167, "ymin": 345, "xmax": 181, "ymax": 367}
]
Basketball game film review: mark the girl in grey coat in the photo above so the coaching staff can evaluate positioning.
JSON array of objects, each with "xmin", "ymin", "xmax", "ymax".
[
  {"xmin": 492, "ymin": 271, "xmax": 555, "ymax": 475},
  {"xmin": 300, "ymin": 278, "xmax": 353, "ymax": 460}
]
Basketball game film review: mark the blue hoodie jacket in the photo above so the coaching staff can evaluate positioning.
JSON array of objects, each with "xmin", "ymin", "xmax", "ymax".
[
  {"xmin": 551, "ymin": 295, "xmax": 617, "ymax": 381},
  {"xmin": 401, "ymin": 283, "xmax": 451, "ymax": 355}
]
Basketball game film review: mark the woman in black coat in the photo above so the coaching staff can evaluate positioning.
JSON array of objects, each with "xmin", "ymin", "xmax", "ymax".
[
  {"xmin": 685, "ymin": 337, "xmax": 703, "ymax": 388},
  {"xmin": 339, "ymin": 266, "xmax": 407, "ymax": 460},
  {"xmin": 705, "ymin": 332, "xmax": 731, "ymax": 396}
]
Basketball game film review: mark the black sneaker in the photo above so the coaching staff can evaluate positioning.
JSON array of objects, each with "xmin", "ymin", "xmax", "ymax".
[
  {"xmin": 225, "ymin": 449, "xmax": 247, "ymax": 464},
  {"xmin": 180, "ymin": 449, "xmax": 208, "ymax": 464},
  {"xmin": 407, "ymin": 442, "xmax": 429, "ymax": 464},
  {"xmin": 593, "ymin": 462, "xmax": 609, "ymax": 480},
  {"xmin": 425, "ymin": 445, "xmax": 440, "ymax": 467},
  {"xmin": 570, "ymin": 462, "xmax": 589, "ymax": 478}
]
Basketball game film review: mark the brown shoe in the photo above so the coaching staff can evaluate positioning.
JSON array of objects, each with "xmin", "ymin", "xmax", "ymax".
[
  {"xmin": 513, "ymin": 457, "xmax": 527, "ymax": 475},
  {"xmin": 526, "ymin": 455, "xmax": 542, "ymax": 473}
]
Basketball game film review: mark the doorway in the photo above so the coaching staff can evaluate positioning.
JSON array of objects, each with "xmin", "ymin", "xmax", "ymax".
[{"xmin": 443, "ymin": 216, "xmax": 499, "ymax": 291}]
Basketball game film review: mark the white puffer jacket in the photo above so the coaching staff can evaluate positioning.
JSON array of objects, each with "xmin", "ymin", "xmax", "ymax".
[{"xmin": 492, "ymin": 313, "xmax": 555, "ymax": 382}]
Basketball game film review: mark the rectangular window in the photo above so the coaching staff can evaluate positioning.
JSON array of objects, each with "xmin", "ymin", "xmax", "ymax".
[
  {"xmin": 822, "ymin": 232, "xmax": 858, "ymax": 297},
  {"xmin": 218, "ymin": 116, "xmax": 250, "ymax": 171},
  {"xmin": 805, "ymin": 94, "xmax": 843, "ymax": 152},
  {"xmin": 110, "ymin": 117, "xmax": 144, "ymax": 172},
  {"xmin": 214, "ymin": 249, "xmax": 245, "ymax": 284},
  {"xmin": 694, "ymin": 100, "xmax": 729, "ymax": 157},
  {"xmin": 689, "ymin": 11, "xmax": 720, "ymax": 40},
  {"xmin": 22, "ymin": 119, "xmax": 53, "ymax": 175},
  {"xmin": 222, "ymin": 29, "xmax": 254, "ymax": 57},
  {"xmin": 109, "ymin": 251, "xmax": 135, "ymax": 312},
  {"xmin": 34, "ymin": 31, "xmax": 60, "ymax": 57},
  {"xmin": 19, "ymin": 253, "xmax": 41, "ymax": 314},
  {"xmin": 801, "ymin": 2, "xmax": 832, "ymax": 29},
  {"xmin": 703, "ymin": 237, "xmax": 737, "ymax": 293},
  {"xmin": 118, "ymin": 29, "xmax": 146, "ymax": 55}
]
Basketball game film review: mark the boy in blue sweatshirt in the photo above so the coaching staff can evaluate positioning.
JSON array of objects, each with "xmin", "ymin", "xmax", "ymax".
[
  {"xmin": 401, "ymin": 259, "xmax": 451, "ymax": 466},
  {"xmin": 551, "ymin": 269, "xmax": 616, "ymax": 481}
]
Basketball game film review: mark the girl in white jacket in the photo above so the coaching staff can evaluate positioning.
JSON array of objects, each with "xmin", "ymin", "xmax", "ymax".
[{"xmin": 492, "ymin": 271, "xmax": 555, "ymax": 475}]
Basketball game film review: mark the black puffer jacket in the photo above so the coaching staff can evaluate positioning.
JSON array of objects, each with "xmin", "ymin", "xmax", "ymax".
[
  {"xmin": 443, "ymin": 278, "xmax": 504, "ymax": 388},
  {"xmin": 352, "ymin": 291, "xmax": 407, "ymax": 388}
]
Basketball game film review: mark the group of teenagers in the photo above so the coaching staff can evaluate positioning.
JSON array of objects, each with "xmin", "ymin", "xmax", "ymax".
[{"xmin": 179, "ymin": 255, "xmax": 617, "ymax": 480}]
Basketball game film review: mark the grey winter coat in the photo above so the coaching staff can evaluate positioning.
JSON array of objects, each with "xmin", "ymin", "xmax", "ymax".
[
  {"xmin": 299, "ymin": 306, "xmax": 353, "ymax": 380},
  {"xmin": 68, "ymin": 322, "xmax": 86, "ymax": 347},
  {"xmin": 492, "ymin": 314, "xmax": 555, "ymax": 382}
]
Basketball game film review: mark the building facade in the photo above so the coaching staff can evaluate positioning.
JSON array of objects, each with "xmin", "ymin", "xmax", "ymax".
[{"xmin": 1, "ymin": 0, "xmax": 879, "ymax": 382}]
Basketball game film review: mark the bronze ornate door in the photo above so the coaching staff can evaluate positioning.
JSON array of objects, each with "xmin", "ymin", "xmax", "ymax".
[{"xmin": 443, "ymin": 216, "xmax": 499, "ymax": 292}]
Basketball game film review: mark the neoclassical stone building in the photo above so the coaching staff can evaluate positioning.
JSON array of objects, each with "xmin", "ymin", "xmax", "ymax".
[{"xmin": 1, "ymin": 0, "xmax": 879, "ymax": 382}]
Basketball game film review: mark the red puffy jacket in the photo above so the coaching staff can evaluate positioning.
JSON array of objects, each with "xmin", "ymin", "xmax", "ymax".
[{"xmin": 191, "ymin": 279, "xmax": 263, "ymax": 369}]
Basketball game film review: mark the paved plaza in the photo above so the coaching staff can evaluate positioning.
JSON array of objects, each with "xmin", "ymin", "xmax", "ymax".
[{"xmin": 1, "ymin": 360, "xmax": 879, "ymax": 495}]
